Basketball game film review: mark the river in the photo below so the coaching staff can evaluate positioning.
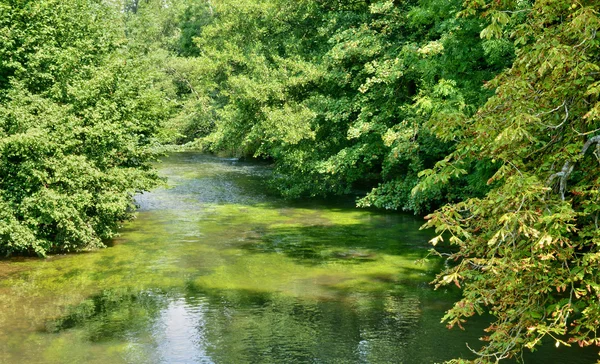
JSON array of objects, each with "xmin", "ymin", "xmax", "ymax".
[{"xmin": 0, "ymin": 152, "xmax": 596, "ymax": 363}]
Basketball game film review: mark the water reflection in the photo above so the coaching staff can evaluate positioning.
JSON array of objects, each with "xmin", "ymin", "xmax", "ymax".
[
  {"xmin": 153, "ymin": 297, "xmax": 211, "ymax": 364},
  {"xmin": 45, "ymin": 287, "xmax": 432, "ymax": 364},
  {"xmin": 0, "ymin": 152, "xmax": 597, "ymax": 363}
]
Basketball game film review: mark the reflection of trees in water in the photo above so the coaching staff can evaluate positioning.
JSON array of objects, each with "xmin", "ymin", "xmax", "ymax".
[
  {"xmin": 45, "ymin": 287, "xmax": 424, "ymax": 363},
  {"xmin": 45, "ymin": 289, "xmax": 169, "ymax": 342},
  {"xmin": 188, "ymin": 289, "xmax": 423, "ymax": 363}
]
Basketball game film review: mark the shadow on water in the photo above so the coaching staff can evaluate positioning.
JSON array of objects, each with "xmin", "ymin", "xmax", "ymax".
[{"xmin": 238, "ymin": 222, "xmax": 432, "ymax": 266}]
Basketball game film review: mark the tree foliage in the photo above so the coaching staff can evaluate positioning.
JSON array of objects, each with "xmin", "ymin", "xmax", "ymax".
[
  {"xmin": 170, "ymin": 0, "xmax": 511, "ymax": 213},
  {"xmin": 0, "ymin": 0, "xmax": 171, "ymax": 255},
  {"xmin": 416, "ymin": 0, "xmax": 600, "ymax": 361}
]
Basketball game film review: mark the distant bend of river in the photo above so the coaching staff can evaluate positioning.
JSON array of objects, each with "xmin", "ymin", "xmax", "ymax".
[{"xmin": 0, "ymin": 152, "xmax": 596, "ymax": 363}]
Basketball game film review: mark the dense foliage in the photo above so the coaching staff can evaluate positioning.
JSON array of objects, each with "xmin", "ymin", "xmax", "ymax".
[
  {"xmin": 160, "ymin": 0, "xmax": 600, "ymax": 362},
  {"xmin": 170, "ymin": 0, "xmax": 511, "ymax": 213},
  {"xmin": 0, "ymin": 0, "xmax": 171, "ymax": 255},
  {"xmin": 417, "ymin": 0, "xmax": 600, "ymax": 361},
  {"xmin": 2, "ymin": 0, "xmax": 599, "ymax": 361}
]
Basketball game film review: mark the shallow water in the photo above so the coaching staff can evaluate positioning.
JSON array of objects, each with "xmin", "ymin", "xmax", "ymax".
[{"xmin": 0, "ymin": 152, "xmax": 597, "ymax": 363}]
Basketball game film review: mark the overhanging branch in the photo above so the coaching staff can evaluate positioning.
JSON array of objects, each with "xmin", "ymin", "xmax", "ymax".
[{"xmin": 547, "ymin": 135, "xmax": 600, "ymax": 200}]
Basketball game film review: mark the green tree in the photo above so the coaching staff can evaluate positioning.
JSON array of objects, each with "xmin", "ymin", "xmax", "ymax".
[
  {"xmin": 0, "ymin": 0, "xmax": 170, "ymax": 255},
  {"xmin": 416, "ymin": 0, "xmax": 600, "ymax": 361},
  {"xmin": 180, "ymin": 0, "xmax": 508, "ymax": 213}
]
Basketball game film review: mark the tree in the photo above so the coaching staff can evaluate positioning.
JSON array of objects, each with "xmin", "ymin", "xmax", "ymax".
[
  {"xmin": 416, "ymin": 0, "xmax": 600, "ymax": 361},
  {"xmin": 180, "ymin": 0, "xmax": 509, "ymax": 213},
  {"xmin": 0, "ymin": 0, "xmax": 170, "ymax": 255}
]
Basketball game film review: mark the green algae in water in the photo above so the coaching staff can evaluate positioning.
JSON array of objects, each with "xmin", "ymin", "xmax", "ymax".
[{"xmin": 0, "ymin": 152, "xmax": 597, "ymax": 364}]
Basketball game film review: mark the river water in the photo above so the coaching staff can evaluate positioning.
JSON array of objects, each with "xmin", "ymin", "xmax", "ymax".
[{"xmin": 0, "ymin": 152, "xmax": 596, "ymax": 363}]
